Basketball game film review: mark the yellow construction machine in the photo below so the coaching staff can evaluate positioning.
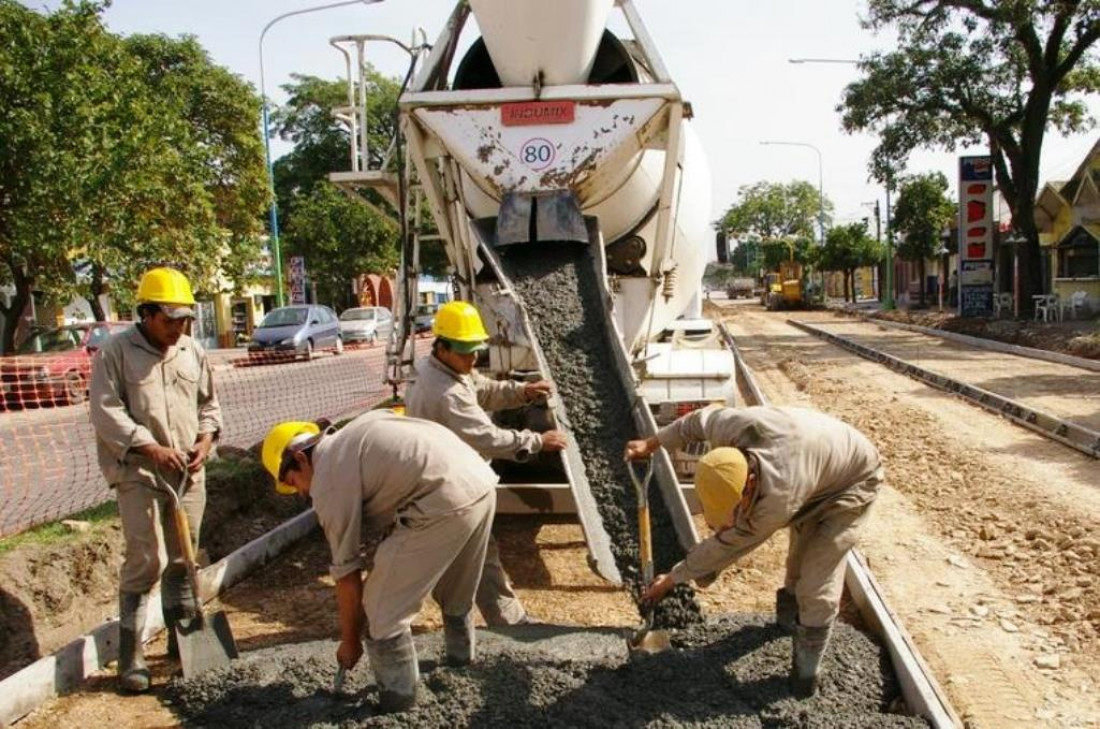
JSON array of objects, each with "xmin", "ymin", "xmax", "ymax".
[{"xmin": 762, "ymin": 259, "xmax": 806, "ymax": 310}]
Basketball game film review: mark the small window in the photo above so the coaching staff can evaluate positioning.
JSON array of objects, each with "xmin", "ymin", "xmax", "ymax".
[{"xmin": 1057, "ymin": 228, "xmax": 1100, "ymax": 278}]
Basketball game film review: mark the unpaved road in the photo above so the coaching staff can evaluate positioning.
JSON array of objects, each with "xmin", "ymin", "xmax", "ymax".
[
  {"xmin": 17, "ymin": 302, "xmax": 1100, "ymax": 728},
  {"xmin": 718, "ymin": 300, "xmax": 1100, "ymax": 729}
]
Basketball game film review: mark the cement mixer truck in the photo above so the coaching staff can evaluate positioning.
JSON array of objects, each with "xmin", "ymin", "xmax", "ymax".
[{"xmin": 329, "ymin": 0, "xmax": 733, "ymax": 584}]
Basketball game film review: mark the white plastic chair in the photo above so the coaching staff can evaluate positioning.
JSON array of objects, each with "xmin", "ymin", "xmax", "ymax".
[
  {"xmin": 1063, "ymin": 290, "xmax": 1089, "ymax": 319},
  {"xmin": 993, "ymin": 292, "xmax": 1013, "ymax": 318},
  {"xmin": 1035, "ymin": 294, "xmax": 1057, "ymax": 323}
]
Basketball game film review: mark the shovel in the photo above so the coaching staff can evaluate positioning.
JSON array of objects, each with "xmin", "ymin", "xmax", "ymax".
[
  {"xmin": 157, "ymin": 468, "xmax": 239, "ymax": 678},
  {"xmin": 625, "ymin": 456, "xmax": 671, "ymax": 656}
]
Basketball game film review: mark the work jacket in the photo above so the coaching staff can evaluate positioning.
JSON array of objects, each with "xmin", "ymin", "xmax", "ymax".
[
  {"xmin": 657, "ymin": 405, "xmax": 882, "ymax": 584},
  {"xmin": 404, "ymin": 355, "xmax": 542, "ymax": 461},
  {"xmin": 89, "ymin": 326, "xmax": 221, "ymax": 486},
  {"xmin": 310, "ymin": 410, "xmax": 498, "ymax": 580}
]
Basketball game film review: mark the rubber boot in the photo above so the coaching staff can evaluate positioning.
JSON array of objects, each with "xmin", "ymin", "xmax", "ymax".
[
  {"xmin": 442, "ymin": 613, "xmax": 475, "ymax": 666},
  {"xmin": 161, "ymin": 566, "xmax": 188, "ymax": 660},
  {"xmin": 790, "ymin": 622, "xmax": 832, "ymax": 698},
  {"xmin": 365, "ymin": 632, "xmax": 419, "ymax": 714},
  {"xmin": 117, "ymin": 591, "xmax": 151, "ymax": 693},
  {"xmin": 775, "ymin": 588, "xmax": 798, "ymax": 633}
]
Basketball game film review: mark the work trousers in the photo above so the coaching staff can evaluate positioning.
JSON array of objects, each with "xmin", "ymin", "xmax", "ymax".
[
  {"xmin": 475, "ymin": 534, "xmax": 526, "ymax": 625},
  {"xmin": 783, "ymin": 469, "xmax": 882, "ymax": 628},
  {"xmin": 116, "ymin": 472, "xmax": 205, "ymax": 594},
  {"xmin": 364, "ymin": 490, "xmax": 495, "ymax": 641}
]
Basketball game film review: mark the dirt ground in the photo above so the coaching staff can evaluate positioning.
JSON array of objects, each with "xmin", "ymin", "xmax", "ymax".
[
  {"xmin": 713, "ymin": 300, "xmax": 1100, "ymax": 728},
  {"xmin": 0, "ymin": 448, "xmax": 304, "ymax": 682},
  {"xmin": 13, "ymin": 300, "xmax": 1100, "ymax": 728},
  {"xmin": 865, "ymin": 307, "xmax": 1100, "ymax": 360}
]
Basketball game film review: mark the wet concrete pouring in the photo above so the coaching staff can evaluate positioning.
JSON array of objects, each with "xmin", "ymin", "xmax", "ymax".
[{"xmin": 168, "ymin": 245, "xmax": 927, "ymax": 727}]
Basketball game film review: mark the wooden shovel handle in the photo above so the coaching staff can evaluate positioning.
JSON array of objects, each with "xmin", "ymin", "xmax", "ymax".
[{"xmin": 171, "ymin": 491, "xmax": 203, "ymax": 610}]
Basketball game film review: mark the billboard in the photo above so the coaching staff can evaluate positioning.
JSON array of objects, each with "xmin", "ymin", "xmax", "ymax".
[
  {"xmin": 958, "ymin": 156, "xmax": 994, "ymax": 317},
  {"xmin": 289, "ymin": 256, "xmax": 307, "ymax": 305}
]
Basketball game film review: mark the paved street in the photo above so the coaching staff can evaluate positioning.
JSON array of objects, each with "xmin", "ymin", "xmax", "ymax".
[{"xmin": 0, "ymin": 346, "xmax": 390, "ymax": 536}]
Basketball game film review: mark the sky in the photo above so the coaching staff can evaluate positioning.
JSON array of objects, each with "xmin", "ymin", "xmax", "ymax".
[{"xmin": 27, "ymin": 0, "xmax": 1100, "ymax": 229}]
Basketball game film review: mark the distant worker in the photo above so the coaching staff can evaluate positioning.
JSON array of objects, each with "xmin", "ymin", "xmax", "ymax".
[
  {"xmin": 262, "ymin": 411, "xmax": 497, "ymax": 713},
  {"xmin": 404, "ymin": 300, "xmax": 567, "ymax": 626},
  {"xmin": 624, "ymin": 405, "xmax": 882, "ymax": 696},
  {"xmin": 89, "ymin": 267, "xmax": 221, "ymax": 693}
]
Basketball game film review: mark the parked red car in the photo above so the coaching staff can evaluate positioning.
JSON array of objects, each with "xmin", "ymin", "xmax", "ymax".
[{"xmin": 1, "ymin": 322, "xmax": 129, "ymax": 408}]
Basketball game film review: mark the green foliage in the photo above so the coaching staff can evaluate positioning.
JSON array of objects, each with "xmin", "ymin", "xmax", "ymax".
[
  {"xmin": 718, "ymin": 180, "xmax": 832, "ymax": 246},
  {"xmin": 838, "ymin": 0, "xmax": 1100, "ymax": 303},
  {"xmin": 282, "ymin": 182, "xmax": 399, "ymax": 310},
  {"xmin": 0, "ymin": 1, "xmax": 268, "ymax": 350},
  {"xmin": 893, "ymin": 172, "xmax": 955, "ymax": 263},
  {"xmin": 272, "ymin": 72, "xmax": 411, "ymax": 303},
  {"xmin": 817, "ymin": 223, "xmax": 884, "ymax": 302}
]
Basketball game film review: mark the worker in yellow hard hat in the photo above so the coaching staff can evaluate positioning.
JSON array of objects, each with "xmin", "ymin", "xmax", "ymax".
[
  {"xmin": 405, "ymin": 300, "xmax": 566, "ymax": 626},
  {"xmin": 261, "ymin": 410, "xmax": 498, "ymax": 713},
  {"xmin": 624, "ymin": 405, "xmax": 883, "ymax": 697},
  {"xmin": 89, "ymin": 267, "xmax": 221, "ymax": 693}
]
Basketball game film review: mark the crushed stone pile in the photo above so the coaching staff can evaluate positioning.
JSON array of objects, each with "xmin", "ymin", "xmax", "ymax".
[
  {"xmin": 168, "ymin": 617, "xmax": 928, "ymax": 728},
  {"xmin": 502, "ymin": 243, "xmax": 702, "ymax": 628}
]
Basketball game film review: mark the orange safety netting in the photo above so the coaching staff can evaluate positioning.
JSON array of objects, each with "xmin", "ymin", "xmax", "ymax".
[{"xmin": 0, "ymin": 340, "xmax": 396, "ymax": 537}]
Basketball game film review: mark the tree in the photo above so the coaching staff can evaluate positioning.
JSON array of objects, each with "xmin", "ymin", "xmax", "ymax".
[
  {"xmin": 0, "ymin": 2, "xmax": 268, "ymax": 351},
  {"xmin": 272, "ymin": 72, "xmax": 413, "ymax": 301},
  {"xmin": 817, "ymin": 223, "xmax": 885, "ymax": 302},
  {"xmin": 719, "ymin": 180, "xmax": 831, "ymax": 248},
  {"xmin": 282, "ymin": 183, "xmax": 399, "ymax": 310},
  {"xmin": 839, "ymin": 0, "xmax": 1100, "ymax": 308},
  {"xmin": 892, "ymin": 172, "xmax": 956, "ymax": 307}
]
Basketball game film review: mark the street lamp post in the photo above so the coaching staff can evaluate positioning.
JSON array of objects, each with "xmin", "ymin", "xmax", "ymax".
[
  {"xmin": 760, "ymin": 140, "xmax": 825, "ymax": 243},
  {"xmin": 259, "ymin": 0, "xmax": 378, "ymax": 307}
]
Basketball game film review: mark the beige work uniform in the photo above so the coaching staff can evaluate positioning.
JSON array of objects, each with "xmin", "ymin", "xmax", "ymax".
[
  {"xmin": 311, "ymin": 411, "xmax": 498, "ymax": 641},
  {"xmin": 657, "ymin": 405, "xmax": 882, "ymax": 628},
  {"xmin": 405, "ymin": 355, "xmax": 540, "ymax": 625},
  {"xmin": 89, "ymin": 327, "xmax": 221, "ymax": 593}
]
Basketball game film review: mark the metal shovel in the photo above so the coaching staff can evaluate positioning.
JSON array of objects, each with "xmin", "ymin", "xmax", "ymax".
[
  {"xmin": 626, "ymin": 457, "xmax": 671, "ymax": 655},
  {"xmin": 157, "ymin": 468, "xmax": 239, "ymax": 678}
]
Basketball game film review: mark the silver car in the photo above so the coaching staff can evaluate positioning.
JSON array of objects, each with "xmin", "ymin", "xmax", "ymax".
[
  {"xmin": 247, "ymin": 304, "xmax": 343, "ymax": 360},
  {"xmin": 338, "ymin": 306, "xmax": 394, "ymax": 346}
]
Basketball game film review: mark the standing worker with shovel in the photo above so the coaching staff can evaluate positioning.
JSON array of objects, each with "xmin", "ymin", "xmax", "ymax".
[
  {"xmin": 624, "ymin": 405, "xmax": 883, "ymax": 696},
  {"xmin": 89, "ymin": 267, "xmax": 222, "ymax": 693}
]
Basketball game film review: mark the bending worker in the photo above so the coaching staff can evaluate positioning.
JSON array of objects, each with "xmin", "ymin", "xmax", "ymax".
[
  {"xmin": 404, "ymin": 300, "xmax": 566, "ymax": 625},
  {"xmin": 262, "ymin": 410, "xmax": 496, "ymax": 713},
  {"xmin": 624, "ymin": 405, "xmax": 882, "ymax": 696},
  {"xmin": 89, "ymin": 267, "xmax": 221, "ymax": 693}
]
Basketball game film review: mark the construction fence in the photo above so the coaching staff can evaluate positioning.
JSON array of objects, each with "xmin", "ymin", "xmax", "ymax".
[{"xmin": 0, "ymin": 342, "xmax": 396, "ymax": 537}]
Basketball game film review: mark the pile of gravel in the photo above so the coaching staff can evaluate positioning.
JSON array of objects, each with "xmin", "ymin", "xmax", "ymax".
[
  {"xmin": 501, "ymin": 244, "xmax": 702, "ymax": 628},
  {"xmin": 167, "ymin": 617, "xmax": 927, "ymax": 728}
]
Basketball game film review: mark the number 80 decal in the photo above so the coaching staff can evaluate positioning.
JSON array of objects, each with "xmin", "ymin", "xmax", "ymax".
[{"xmin": 519, "ymin": 138, "xmax": 556, "ymax": 171}]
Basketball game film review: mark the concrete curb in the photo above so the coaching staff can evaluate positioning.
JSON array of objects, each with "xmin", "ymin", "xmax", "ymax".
[
  {"xmin": 858, "ymin": 316, "xmax": 1100, "ymax": 373},
  {"xmin": 0, "ymin": 509, "xmax": 318, "ymax": 728}
]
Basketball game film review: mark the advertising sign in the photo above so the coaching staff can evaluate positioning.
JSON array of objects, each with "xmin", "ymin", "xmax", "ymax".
[
  {"xmin": 289, "ymin": 256, "xmax": 307, "ymax": 305},
  {"xmin": 958, "ymin": 156, "xmax": 994, "ymax": 317}
]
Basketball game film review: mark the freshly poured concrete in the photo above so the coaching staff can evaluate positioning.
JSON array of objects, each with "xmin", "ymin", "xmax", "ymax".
[{"xmin": 168, "ymin": 617, "xmax": 927, "ymax": 727}]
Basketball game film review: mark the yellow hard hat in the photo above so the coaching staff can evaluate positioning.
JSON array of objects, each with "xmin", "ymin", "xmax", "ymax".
[
  {"xmin": 432, "ymin": 301, "xmax": 489, "ymax": 353},
  {"xmin": 136, "ymin": 267, "xmax": 196, "ymax": 306},
  {"xmin": 695, "ymin": 447, "xmax": 748, "ymax": 529},
  {"xmin": 262, "ymin": 421, "xmax": 320, "ymax": 495}
]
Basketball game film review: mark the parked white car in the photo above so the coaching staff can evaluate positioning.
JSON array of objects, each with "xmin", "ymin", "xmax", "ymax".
[{"xmin": 338, "ymin": 306, "xmax": 394, "ymax": 346}]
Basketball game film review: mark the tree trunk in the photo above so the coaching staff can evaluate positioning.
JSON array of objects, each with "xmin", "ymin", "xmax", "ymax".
[
  {"xmin": 86, "ymin": 263, "xmax": 107, "ymax": 322},
  {"xmin": 918, "ymin": 258, "xmax": 927, "ymax": 307},
  {"xmin": 0, "ymin": 257, "xmax": 33, "ymax": 355}
]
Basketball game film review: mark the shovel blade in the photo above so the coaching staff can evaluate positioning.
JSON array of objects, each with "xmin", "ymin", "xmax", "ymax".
[
  {"xmin": 628, "ymin": 628, "xmax": 671, "ymax": 656},
  {"xmin": 177, "ymin": 611, "xmax": 239, "ymax": 678}
]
